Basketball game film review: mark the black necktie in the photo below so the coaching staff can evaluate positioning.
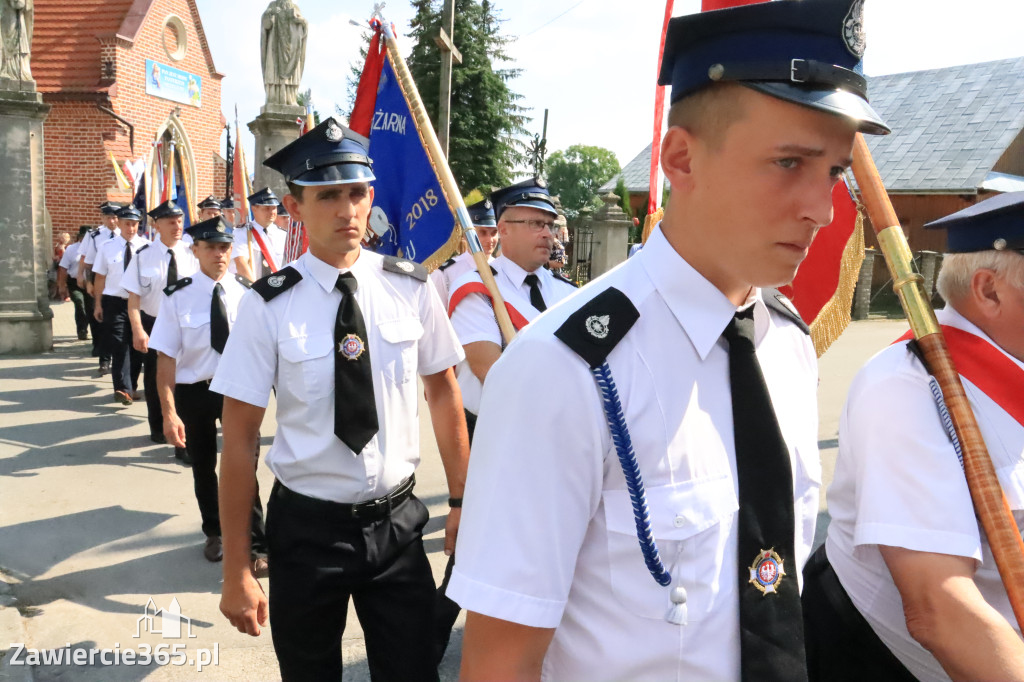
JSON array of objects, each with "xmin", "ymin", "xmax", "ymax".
[
  {"xmin": 123, "ymin": 242, "xmax": 134, "ymax": 270},
  {"xmin": 334, "ymin": 273, "xmax": 378, "ymax": 453},
  {"xmin": 210, "ymin": 282, "xmax": 229, "ymax": 354},
  {"xmin": 167, "ymin": 250, "xmax": 178, "ymax": 286},
  {"xmin": 524, "ymin": 273, "xmax": 547, "ymax": 312},
  {"xmin": 722, "ymin": 307, "xmax": 806, "ymax": 681}
]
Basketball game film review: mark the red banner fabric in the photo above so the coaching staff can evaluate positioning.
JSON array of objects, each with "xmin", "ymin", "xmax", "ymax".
[
  {"xmin": 349, "ymin": 22, "xmax": 386, "ymax": 138},
  {"xmin": 647, "ymin": 0, "xmax": 674, "ymax": 215}
]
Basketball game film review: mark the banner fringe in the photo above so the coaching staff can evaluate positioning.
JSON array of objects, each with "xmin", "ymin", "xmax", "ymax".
[{"xmin": 808, "ymin": 208, "xmax": 865, "ymax": 357}]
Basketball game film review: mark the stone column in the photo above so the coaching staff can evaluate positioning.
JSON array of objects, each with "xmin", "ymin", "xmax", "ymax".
[
  {"xmin": 918, "ymin": 251, "xmax": 940, "ymax": 298},
  {"xmin": 0, "ymin": 86, "xmax": 51, "ymax": 354},
  {"xmin": 851, "ymin": 247, "xmax": 876, "ymax": 321},
  {"xmin": 248, "ymin": 104, "xmax": 305, "ymax": 198},
  {"xmin": 589, "ymin": 193, "xmax": 631, "ymax": 279}
]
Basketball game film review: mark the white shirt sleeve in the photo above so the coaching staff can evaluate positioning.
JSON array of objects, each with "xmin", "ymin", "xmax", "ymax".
[
  {"xmin": 209, "ymin": 290, "xmax": 278, "ymax": 408},
  {"xmin": 82, "ymin": 236, "xmax": 98, "ymax": 265},
  {"xmin": 58, "ymin": 246, "xmax": 76, "ymax": 270},
  {"xmin": 447, "ymin": 334, "xmax": 607, "ymax": 627},
  {"xmin": 416, "ymin": 278, "xmax": 465, "ymax": 376},
  {"xmin": 148, "ymin": 293, "xmax": 181, "ymax": 360},
  {"xmin": 450, "ymin": 291, "xmax": 503, "ymax": 347},
  {"xmin": 121, "ymin": 252, "xmax": 143, "ymax": 296},
  {"xmin": 841, "ymin": 358, "xmax": 983, "ymax": 561},
  {"xmin": 92, "ymin": 244, "xmax": 111, "ymax": 276},
  {"xmin": 231, "ymin": 225, "xmax": 250, "ymax": 262}
]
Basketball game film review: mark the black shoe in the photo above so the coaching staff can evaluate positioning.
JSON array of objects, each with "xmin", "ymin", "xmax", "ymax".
[
  {"xmin": 203, "ymin": 536, "xmax": 223, "ymax": 562},
  {"xmin": 175, "ymin": 447, "xmax": 192, "ymax": 466},
  {"xmin": 78, "ymin": 331, "xmax": 89, "ymax": 341},
  {"xmin": 150, "ymin": 433, "xmax": 167, "ymax": 444},
  {"xmin": 98, "ymin": 361, "xmax": 110, "ymax": 376}
]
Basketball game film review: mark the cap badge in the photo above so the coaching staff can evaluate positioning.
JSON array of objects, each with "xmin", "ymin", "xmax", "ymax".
[
  {"xmin": 326, "ymin": 122, "xmax": 344, "ymax": 142},
  {"xmin": 395, "ymin": 260, "xmax": 414, "ymax": 273},
  {"xmin": 993, "ymin": 238, "xmax": 1008, "ymax": 251},
  {"xmin": 339, "ymin": 333, "xmax": 365, "ymax": 361},
  {"xmin": 585, "ymin": 314, "xmax": 610, "ymax": 340},
  {"xmin": 842, "ymin": 0, "xmax": 866, "ymax": 58},
  {"xmin": 267, "ymin": 275, "xmax": 286, "ymax": 288},
  {"xmin": 749, "ymin": 548, "xmax": 786, "ymax": 595}
]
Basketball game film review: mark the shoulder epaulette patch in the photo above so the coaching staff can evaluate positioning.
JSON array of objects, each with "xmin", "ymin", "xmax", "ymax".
[
  {"xmin": 235, "ymin": 274, "xmax": 253, "ymax": 289},
  {"xmin": 252, "ymin": 266, "xmax": 302, "ymax": 301},
  {"xmin": 137, "ymin": 244, "xmax": 150, "ymax": 253},
  {"xmin": 552, "ymin": 271, "xmax": 578, "ymax": 288},
  {"xmin": 90, "ymin": 229, "xmax": 101, "ymax": 238},
  {"xmin": 437, "ymin": 257, "xmax": 457, "ymax": 271},
  {"xmin": 764, "ymin": 288, "xmax": 809, "ymax": 335},
  {"xmin": 383, "ymin": 256, "xmax": 427, "ymax": 282},
  {"xmin": 554, "ymin": 287, "xmax": 640, "ymax": 368},
  {"xmin": 163, "ymin": 277, "xmax": 193, "ymax": 296}
]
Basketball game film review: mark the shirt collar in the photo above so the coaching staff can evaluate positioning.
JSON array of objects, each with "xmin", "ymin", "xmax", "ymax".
[
  {"xmin": 495, "ymin": 254, "xmax": 537, "ymax": 289},
  {"xmin": 638, "ymin": 223, "xmax": 766, "ymax": 360},
  {"xmin": 191, "ymin": 269, "xmax": 217, "ymax": 291},
  {"xmin": 301, "ymin": 248, "xmax": 371, "ymax": 294}
]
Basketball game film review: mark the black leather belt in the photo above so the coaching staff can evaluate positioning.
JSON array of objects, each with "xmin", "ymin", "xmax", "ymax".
[{"xmin": 272, "ymin": 475, "xmax": 415, "ymax": 521}]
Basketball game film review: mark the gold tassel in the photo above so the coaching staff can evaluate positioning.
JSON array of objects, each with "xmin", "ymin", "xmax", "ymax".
[{"xmin": 808, "ymin": 207, "xmax": 866, "ymax": 357}]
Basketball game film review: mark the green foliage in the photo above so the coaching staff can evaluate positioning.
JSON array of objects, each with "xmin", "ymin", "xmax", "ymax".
[
  {"xmin": 546, "ymin": 145, "xmax": 621, "ymax": 220},
  {"xmin": 614, "ymin": 177, "xmax": 632, "ymax": 219},
  {"xmin": 405, "ymin": 0, "xmax": 529, "ymax": 191}
]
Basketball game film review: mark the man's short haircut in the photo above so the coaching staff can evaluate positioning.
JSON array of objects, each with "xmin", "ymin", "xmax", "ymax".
[
  {"xmin": 286, "ymin": 182, "xmax": 304, "ymax": 201},
  {"xmin": 667, "ymin": 82, "xmax": 748, "ymax": 150},
  {"xmin": 936, "ymin": 250, "xmax": 1024, "ymax": 302}
]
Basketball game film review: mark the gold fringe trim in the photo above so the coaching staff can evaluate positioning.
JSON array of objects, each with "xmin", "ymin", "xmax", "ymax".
[
  {"xmin": 642, "ymin": 208, "xmax": 662, "ymax": 244},
  {"xmin": 809, "ymin": 208, "xmax": 865, "ymax": 357}
]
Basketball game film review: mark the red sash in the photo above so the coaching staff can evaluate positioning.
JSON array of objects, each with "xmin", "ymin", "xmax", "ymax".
[
  {"xmin": 249, "ymin": 226, "xmax": 278, "ymax": 273},
  {"xmin": 897, "ymin": 325, "xmax": 1024, "ymax": 427},
  {"xmin": 448, "ymin": 281, "xmax": 531, "ymax": 331}
]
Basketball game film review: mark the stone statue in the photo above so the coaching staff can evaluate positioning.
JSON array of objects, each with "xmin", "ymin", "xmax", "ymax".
[
  {"xmin": 260, "ymin": 0, "xmax": 307, "ymax": 107},
  {"xmin": 0, "ymin": 0, "xmax": 33, "ymax": 83}
]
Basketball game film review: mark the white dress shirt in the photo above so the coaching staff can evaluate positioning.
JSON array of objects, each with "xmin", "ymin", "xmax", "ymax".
[
  {"xmin": 231, "ymin": 220, "xmax": 286, "ymax": 280},
  {"xmin": 59, "ymin": 242, "xmax": 81, "ymax": 279},
  {"xmin": 211, "ymin": 249, "xmax": 464, "ymax": 503},
  {"xmin": 93, "ymin": 234, "xmax": 150, "ymax": 298},
  {"xmin": 826, "ymin": 306, "xmax": 1024, "ymax": 681},
  {"xmin": 121, "ymin": 239, "xmax": 199, "ymax": 317},
  {"xmin": 429, "ymin": 251, "xmax": 493, "ymax": 307},
  {"xmin": 447, "ymin": 225, "xmax": 821, "ymax": 681},
  {"xmin": 82, "ymin": 225, "xmax": 120, "ymax": 266},
  {"xmin": 149, "ymin": 270, "xmax": 248, "ymax": 384},
  {"xmin": 448, "ymin": 254, "xmax": 577, "ymax": 414}
]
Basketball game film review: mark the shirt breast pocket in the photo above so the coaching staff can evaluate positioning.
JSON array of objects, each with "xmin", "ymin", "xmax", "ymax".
[
  {"xmin": 602, "ymin": 475, "xmax": 738, "ymax": 622},
  {"xmin": 377, "ymin": 318, "xmax": 423, "ymax": 385},
  {"xmin": 279, "ymin": 333, "xmax": 334, "ymax": 401},
  {"xmin": 140, "ymin": 265, "xmax": 161, "ymax": 287}
]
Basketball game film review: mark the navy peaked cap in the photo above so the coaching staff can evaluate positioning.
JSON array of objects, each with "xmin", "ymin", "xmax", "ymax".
[
  {"xmin": 659, "ymin": 0, "xmax": 888, "ymax": 135},
  {"xmin": 99, "ymin": 201, "xmax": 121, "ymax": 215},
  {"xmin": 925, "ymin": 191, "xmax": 1024, "ymax": 254},
  {"xmin": 276, "ymin": 201, "xmax": 290, "ymax": 217},
  {"xmin": 468, "ymin": 198, "xmax": 496, "ymax": 227},
  {"xmin": 197, "ymin": 195, "xmax": 222, "ymax": 210},
  {"xmin": 148, "ymin": 200, "xmax": 184, "ymax": 220},
  {"xmin": 185, "ymin": 217, "xmax": 234, "ymax": 244},
  {"xmin": 263, "ymin": 117, "xmax": 376, "ymax": 187},
  {"xmin": 116, "ymin": 204, "xmax": 142, "ymax": 221},
  {"xmin": 491, "ymin": 177, "xmax": 557, "ymax": 221},
  {"xmin": 247, "ymin": 187, "xmax": 279, "ymax": 206}
]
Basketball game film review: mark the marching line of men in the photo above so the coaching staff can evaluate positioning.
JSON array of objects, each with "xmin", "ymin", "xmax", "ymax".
[{"xmin": 49, "ymin": 0, "xmax": 1024, "ymax": 678}]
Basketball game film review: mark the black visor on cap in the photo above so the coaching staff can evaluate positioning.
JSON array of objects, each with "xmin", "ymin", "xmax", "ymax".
[
  {"xmin": 741, "ymin": 81, "xmax": 889, "ymax": 135},
  {"xmin": 503, "ymin": 191, "xmax": 557, "ymax": 215},
  {"xmin": 289, "ymin": 161, "xmax": 377, "ymax": 187}
]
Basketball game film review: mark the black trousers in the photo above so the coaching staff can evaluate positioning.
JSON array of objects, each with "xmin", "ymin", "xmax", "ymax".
[
  {"xmin": 175, "ymin": 382, "xmax": 266, "ymax": 553},
  {"xmin": 86, "ymin": 288, "xmax": 108, "ymax": 362},
  {"xmin": 267, "ymin": 484, "xmax": 438, "ymax": 682},
  {"xmin": 67, "ymin": 280, "xmax": 89, "ymax": 336},
  {"xmin": 433, "ymin": 408, "xmax": 478, "ymax": 664},
  {"xmin": 141, "ymin": 313, "xmax": 162, "ymax": 437},
  {"xmin": 802, "ymin": 545, "xmax": 917, "ymax": 682},
  {"xmin": 102, "ymin": 295, "xmax": 142, "ymax": 393}
]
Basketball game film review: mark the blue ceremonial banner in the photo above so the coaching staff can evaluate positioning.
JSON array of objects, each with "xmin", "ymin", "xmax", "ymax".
[
  {"xmin": 146, "ymin": 59, "xmax": 202, "ymax": 108},
  {"xmin": 356, "ymin": 55, "xmax": 459, "ymax": 269}
]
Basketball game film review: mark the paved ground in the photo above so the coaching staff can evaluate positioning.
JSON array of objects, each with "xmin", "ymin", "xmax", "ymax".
[{"xmin": 0, "ymin": 300, "xmax": 907, "ymax": 681}]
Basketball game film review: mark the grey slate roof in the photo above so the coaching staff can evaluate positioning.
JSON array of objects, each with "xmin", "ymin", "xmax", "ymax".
[{"xmin": 601, "ymin": 56, "xmax": 1024, "ymax": 195}]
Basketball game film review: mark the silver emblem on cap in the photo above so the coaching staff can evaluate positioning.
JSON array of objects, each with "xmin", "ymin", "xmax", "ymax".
[
  {"xmin": 843, "ymin": 0, "xmax": 866, "ymax": 58},
  {"xmin": 396, "ymin": 260, "xmax": 414, "ymax": 273},
  {"xmin": 585, "ymin": 314, "xmax": 610, "ymax": 340},
  {"xmin": 326, "ymin": 122, "xmax": 343, "ymax": 142},
  {"xmin": 994, "ymin": 238, "xmax": 1008, "ymax": 251},
  {"xmin": 708, "ymin": 64, "xmax": 725, "ymax": 81},
  {"xmin": 268, "ymin": 275, "xmax": 286, "ymax": 288}
]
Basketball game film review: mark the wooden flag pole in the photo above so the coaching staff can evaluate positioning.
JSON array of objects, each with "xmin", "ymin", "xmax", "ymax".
[
  {"xmin": 380, "ymin": 20, "xmax": 516, "ymax": 344},
  {"xmin": 851, "ymin": 133, "xmax": 1024, "ymax": 630}
]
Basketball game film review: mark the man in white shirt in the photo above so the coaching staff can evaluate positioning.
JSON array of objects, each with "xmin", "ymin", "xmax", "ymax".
[
  {"xmin": 80, "ymin": 202, "xmax": 120, "ymax": 374},
  {"xmin": 123, "ymin": 199, "xmax": 198, "ymax": 452},
  {"xmin": 93, "ymin": 205, "xmax": 150, "ymax": 405},
  {"xmin": 428, "ymin": 197, "xmax": 500, "ymax": 306},
  {"xmin": 449, "ymin": 1, "xmax": 891, "ymax": 680},
  {"xmin": 58, "ymin": 226, "xmax": 90, "ymax": 341},
  {"xmin": 211, "ymin": 118, "xmax": 469, "ymax": 681},
  {"xmin": 231, "ymin": 187, "xmax": 286, "ymax": 282},
  {"xmin": 808, "ymin": 192, "xmax": 1024, "ymax": 681},
  {"xmin": 150, "ymin": 216, "xmax": 267, "ymax": 566}
]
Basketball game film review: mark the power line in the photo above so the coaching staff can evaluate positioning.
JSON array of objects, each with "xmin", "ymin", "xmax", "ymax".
[{"xmin": 522, "ymin": 0, "xmax": 588, "ymax": 37}]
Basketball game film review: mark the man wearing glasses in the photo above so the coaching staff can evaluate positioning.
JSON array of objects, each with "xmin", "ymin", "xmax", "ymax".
[{"xmin": 436, "ymin": 177, "xmax": 577, "ymax": 662}]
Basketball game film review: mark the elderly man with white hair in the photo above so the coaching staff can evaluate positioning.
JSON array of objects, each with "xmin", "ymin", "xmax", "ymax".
[{"xmin": 804, "ymin": 191, "xmax": 1024, "ymax": 681}]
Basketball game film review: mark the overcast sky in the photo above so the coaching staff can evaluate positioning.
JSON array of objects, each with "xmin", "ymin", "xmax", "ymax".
[{"xmin": 194, "ymin": 0, "xmax": 1024, "ymax": 170}]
